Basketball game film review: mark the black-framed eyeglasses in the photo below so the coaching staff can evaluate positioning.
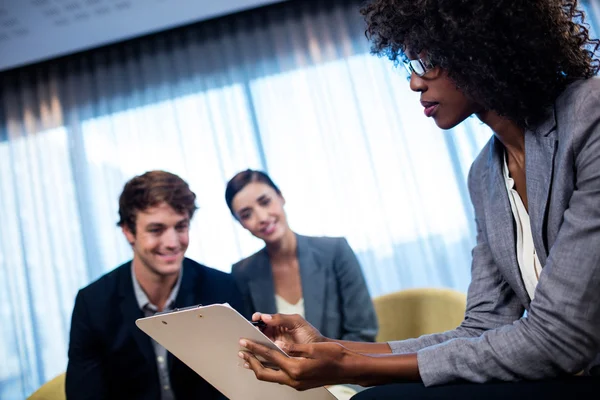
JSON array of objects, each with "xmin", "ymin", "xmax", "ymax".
[{"xmin": 402, "ymin": 57, "xmax": 435, "ymax": 77}]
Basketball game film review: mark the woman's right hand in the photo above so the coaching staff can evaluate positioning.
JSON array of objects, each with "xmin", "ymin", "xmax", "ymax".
[{"xmin": 252, "ymin": 312, "xmax": 327, "ymax": 350}]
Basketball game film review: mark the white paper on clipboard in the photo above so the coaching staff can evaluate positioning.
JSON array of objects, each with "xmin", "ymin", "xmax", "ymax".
[{"xmin": 136, "ymin": 303, "xmax": 337, "ymax": 400}]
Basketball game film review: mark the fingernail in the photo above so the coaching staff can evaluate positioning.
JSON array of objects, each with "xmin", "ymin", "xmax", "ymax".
[
  {"xmin": 263, "ymin": 314, "xmax": 272, "ymax": 321},
  {"xmin": 244, "ymin": 363, "xmax": 250, "ymax": 369},
  {"xmin": 239, "ymin": 339, "xmax": 247, "ymax": 347},
  {"xmin": 238, "ymin": 352, "xmax": 245, "ymax": 359}
]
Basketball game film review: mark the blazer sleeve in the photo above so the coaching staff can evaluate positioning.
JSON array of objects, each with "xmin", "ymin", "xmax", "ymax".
[
  {"xmin": 388, "ymin": 159, "xmax": 525, "ymax": 355},
  {"xmin": 333, "ymin": 238, "xmax": 379, "ymax": 342},
  {"xmin": 416, "ymin": 89, "xmax": 600, "ymax": 386},
  {"xmin": 66, "ymin": 290, "xmax": 107, "ymax": 400}
]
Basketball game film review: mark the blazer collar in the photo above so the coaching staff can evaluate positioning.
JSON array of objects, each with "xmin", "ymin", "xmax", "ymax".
[
  {"xmin": 487, "ymin": 139, "xmax": 529, "ymax": 307},
  {"xmin": 117, "ymin": 261, "xmax": 155, "ymax": 366},
  {"xmin": 117, "ymin": 258, "xmax": 198, "ymax": 368},
  {"xmin": 485, "ymin": 105, "xmax": 557, "ymax": 307},
  {"xmin": 530, "ymin": 105, "xmax": 557, "ymax": 138},
  {"xmin": 173, "ymin": 258, "xmax": 196, "ymax": 308},
  {"xmin": 247, "ymin": 249, "xmax": 278, "ymax": 315},
  {"xmin": 525, "ymin": 107, "xmax": 558, "ymax": 264}
]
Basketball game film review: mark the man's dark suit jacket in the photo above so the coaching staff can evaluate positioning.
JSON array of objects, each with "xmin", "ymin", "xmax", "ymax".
[{"xmin": 66, "ymin": 257, "xmax": 248, "ymax": 399}]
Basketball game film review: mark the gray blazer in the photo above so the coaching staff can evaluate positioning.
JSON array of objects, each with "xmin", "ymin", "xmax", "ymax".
[
  {"xmin": 389, "ymin": 78, "xmax": 600, "ymax": 386},
  {"xmin": 232, "ymin": 234, "xmax": 378, "ymax": 342}
]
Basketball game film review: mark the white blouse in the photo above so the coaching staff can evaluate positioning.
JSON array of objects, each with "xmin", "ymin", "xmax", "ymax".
[
  {"xmin": 503, "ymin": 153, "xmax": 543, "ymax": 300},
  {"xmin": 275, "ymin": 294, "xmax": 305, "ymax": 317}
]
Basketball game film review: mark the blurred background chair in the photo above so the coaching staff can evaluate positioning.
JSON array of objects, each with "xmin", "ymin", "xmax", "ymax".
[
  {"xmin": 26, "ymin": 373, "xmax": 65, "ymax": 400},
  {"xmin": 373, "ymin": 287, "xmax": 467, "ymax": 342}
]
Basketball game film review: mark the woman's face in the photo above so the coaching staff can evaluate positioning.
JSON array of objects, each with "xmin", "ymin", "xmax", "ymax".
[
  {"xmin": 407, "ymin": 54, "xmax": 481, "ymax": 130},
  {"xmin": 231, "ymin": 182, "xmax": 290, "ymax": 244}
]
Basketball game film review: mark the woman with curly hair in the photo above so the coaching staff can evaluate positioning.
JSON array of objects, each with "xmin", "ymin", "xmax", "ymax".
[{"xmin": 237, "ymin": 0, "xmax": 600, "ymax": 397}]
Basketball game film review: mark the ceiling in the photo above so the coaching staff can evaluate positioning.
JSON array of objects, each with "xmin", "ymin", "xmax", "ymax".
[{"xmin": 0, "ymin": 0, "xmax": 286, "ymax": 72}]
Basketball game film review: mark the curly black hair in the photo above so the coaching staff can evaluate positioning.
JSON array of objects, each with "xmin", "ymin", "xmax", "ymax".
[{"xmin": 361, "ymin": 0, "xmax": 600, "ymax": 127}]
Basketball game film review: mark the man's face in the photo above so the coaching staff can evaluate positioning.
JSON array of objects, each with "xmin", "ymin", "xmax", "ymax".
[{"xmin": 122, "ymin": 202, "xmax": 190, "ymax": 278}]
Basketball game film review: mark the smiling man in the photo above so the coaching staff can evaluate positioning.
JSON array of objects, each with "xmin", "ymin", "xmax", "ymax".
[{"xmin": 66, "ymin": 170, "xmax": 246, "ymax": 400}]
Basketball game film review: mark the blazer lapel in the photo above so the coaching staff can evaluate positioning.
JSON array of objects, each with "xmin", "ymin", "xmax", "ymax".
[
  {"xmin": 297, "ymin": 235, "xmax": 326, "ymax": 332},
  {"xmin": 247, "ymin": 249, "xmax": 278, "ymax": 315},
  {"xmin": 525, "ymin": 109, "xmax": 557, "ymax": 265},
  {"xmin": 173, "ymin": 259, "xmax": 195, "ymax": 309},
  {"xmin": 118, "ymin": 265, "xmax": 155, "ymax": 367},
  {"xmin": 485, "ymin": 138, "xmax": 530, "ymax": 307},
  {"xmin": 169, "ymin": 260, "xmax": 195, "ymax": 372}
]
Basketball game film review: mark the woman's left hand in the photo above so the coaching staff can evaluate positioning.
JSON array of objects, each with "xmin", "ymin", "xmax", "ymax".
[{"xmin": 238, "ymin": 339, "xmax": 359, "ymax": 390}]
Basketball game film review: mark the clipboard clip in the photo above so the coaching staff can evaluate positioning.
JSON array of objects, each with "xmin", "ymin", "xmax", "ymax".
[{"xmin": 155, "ymin": 304, "xmax": 203, "ymax": 316}]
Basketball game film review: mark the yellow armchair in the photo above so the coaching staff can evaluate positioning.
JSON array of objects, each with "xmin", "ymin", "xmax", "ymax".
[
  {"xmin": 373, "ymin": 287, "xmax": 467, "ymax": 342},
  {"xmin": 27, "ymin": 372, "xmax": 66, "ymax": 400}
]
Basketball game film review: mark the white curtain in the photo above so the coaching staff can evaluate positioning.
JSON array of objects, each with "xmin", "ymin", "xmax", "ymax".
[{"xmin": 0, "ymin": 0, "xmax": 598, "ymax": 398}]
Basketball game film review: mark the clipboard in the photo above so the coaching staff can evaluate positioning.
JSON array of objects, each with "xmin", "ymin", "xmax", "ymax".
[{"xmin": 136, "ymin": 304, "xmax": 337, "ymax": 400}]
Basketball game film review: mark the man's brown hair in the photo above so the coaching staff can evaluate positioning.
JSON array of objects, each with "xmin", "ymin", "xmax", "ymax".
[{"xmin": 117, "ymin": 170, "xmax": 198, "ymax": 234}]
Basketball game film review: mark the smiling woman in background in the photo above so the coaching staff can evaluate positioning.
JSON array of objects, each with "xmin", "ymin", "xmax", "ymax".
[
  {"xmin": 236, "ymin": 0, "xmax": 600, "ymax": 398},
  {"xmin": 225, "ymin": 169, "xmax": 378, "ymax": 344}
]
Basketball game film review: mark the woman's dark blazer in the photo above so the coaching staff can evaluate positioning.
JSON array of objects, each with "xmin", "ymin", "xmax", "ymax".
[{"xmin": 232, "ymin": 234, "xmax": 378, "ymax": 341}]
